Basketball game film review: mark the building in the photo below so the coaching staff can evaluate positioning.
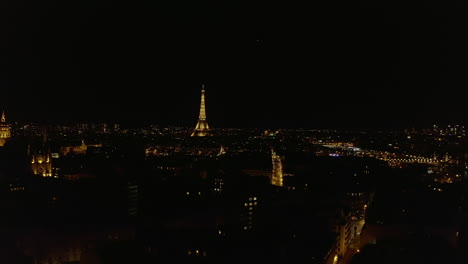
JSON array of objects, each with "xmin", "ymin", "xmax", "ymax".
[
  {"xmin": 241, "ymin": 195, "xmax": 259, "ymax": 231},
  {"xmin": 0, "ymin": 110, "xmax": 11, "ymax": 147},
  {"xmin": 31, "ymin": 130, "xmax": 54, "ymax": 177},
  {"xmin": 127, "ymin": 182, "xmax": 139, "ymax": 216},
  {"xmin": 271, "ymin": 149, "xmax": 284, "ymax": 187},
  {"xmin": 346, "ymin": 191, "xmax": 370, "ymax": 220},
  {"xmin": 191, "ymin": 85, "xmax": 212, "ymax": 137},
  {"xmin": 61, "ymin": 139, "xmax": 103, "ymax": 156},
  {"xmin": 331, "ymin": 208, "xmax": 352, "ymax": 259}
]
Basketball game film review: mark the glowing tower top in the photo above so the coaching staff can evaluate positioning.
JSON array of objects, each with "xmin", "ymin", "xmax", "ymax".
[{"xmin": 191, "ymin": 85, "xmax": 212, "ymax": 137}]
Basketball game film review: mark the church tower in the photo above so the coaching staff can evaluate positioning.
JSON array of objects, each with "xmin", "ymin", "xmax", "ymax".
[
  {"xmin": 31, "ymin": 129, "xmax": 54, "ymax": 177},
  {"xmin": 0, "ymin": 110, "xmax": 11, "ymax": 147},
  {"xmin": 191, "ymin": 85, "xmax": 212, "ymax": 137}
]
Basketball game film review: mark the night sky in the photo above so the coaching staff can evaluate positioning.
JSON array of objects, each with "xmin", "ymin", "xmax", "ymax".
[{"xmin": 1, "ymin": 2, "xmax": 468, "ymax": 129}]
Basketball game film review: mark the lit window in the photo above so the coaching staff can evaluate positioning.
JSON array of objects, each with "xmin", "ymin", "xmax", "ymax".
[{"xmin": 253, "ymin": 197, "xmax": 257, "ymax": 201}]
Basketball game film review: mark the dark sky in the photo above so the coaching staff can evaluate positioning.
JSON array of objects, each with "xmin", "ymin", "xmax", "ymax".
[{"xmin": 1, "ymin": 2, "xmax": 468, "ymax": 129}]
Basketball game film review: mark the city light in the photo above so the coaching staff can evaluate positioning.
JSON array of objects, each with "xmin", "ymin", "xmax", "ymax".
[{"xmin": 1, "ymin": 7, "xmax": 465, "ymax": 264}]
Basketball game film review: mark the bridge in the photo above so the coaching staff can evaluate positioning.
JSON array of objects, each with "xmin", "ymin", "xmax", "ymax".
[{"xmin": 315, "ymin": 142, "xmax": 446, "ymax": 167}]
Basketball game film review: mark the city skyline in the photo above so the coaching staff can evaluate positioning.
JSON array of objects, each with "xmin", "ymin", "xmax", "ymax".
[
  {"xmin": 2, "ymin": 3, "xmax": 468, "ymax": 264},
  {"xmin": 2, "ymin": 4, "xmax": 468, "ymax": 128}
]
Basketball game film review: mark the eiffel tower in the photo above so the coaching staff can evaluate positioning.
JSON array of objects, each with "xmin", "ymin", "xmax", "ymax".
[{"xmin": 191, "ymin": 85, "xmax": 212, "ymax": 137}]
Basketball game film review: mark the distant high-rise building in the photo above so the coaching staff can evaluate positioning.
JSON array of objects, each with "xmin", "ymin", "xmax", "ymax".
[
  {"xmin": 0, "ymin": 110, "xmax": 11, "ymax": 147},
  {"xmin": 31, "ymin": 130, "xmax": 53, "ymax": 177},
  {"xmin": 191, "ymin": 85, "xmax": 212, "ymax": 137},
  {"xmin": 271, "ymin": 149, "xmax": 284, "ymax": 187},
  {"xmin": 241, "ymin": 196, "xmax": 259, "ymax": 231},
  {"xmin": 127, "ymin": 182, "xmax": 139, "ymax": 216}
]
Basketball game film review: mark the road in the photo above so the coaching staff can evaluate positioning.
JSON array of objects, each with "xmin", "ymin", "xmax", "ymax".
[{"xmin": 340, "ymin": 219, "xmax": 366, "ymax": 264}]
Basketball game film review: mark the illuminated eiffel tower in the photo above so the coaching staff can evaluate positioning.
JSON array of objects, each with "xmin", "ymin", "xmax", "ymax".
[{"xmin": 191, "ymin": 85, "xmax": 212, "ymax": 137}]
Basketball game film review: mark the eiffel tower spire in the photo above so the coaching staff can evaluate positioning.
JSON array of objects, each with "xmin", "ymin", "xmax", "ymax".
[{"xmin": 191, "ymin": 85, "xmax": 212, "ymax": 137}]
